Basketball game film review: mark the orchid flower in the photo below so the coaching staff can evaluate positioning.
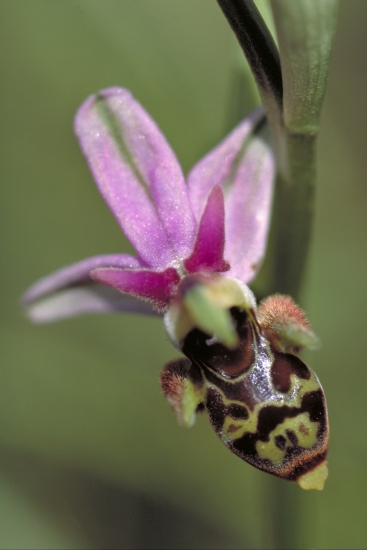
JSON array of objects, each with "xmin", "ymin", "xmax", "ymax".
[
  {"xmin": 23, "ymin": 87, "xmax": 272, "ymax": 324},
  {"xmin": 23, "ymin": 87, "xmax": 328, "ymax": 490}
]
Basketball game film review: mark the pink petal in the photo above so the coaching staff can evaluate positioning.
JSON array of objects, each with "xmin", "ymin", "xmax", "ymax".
[
  {"xmin": 187, "ymin": 109, "xmax": 275, "ymax": 283},
  {"xmin": 184, "ymin": 186, "xmax": 230, "ymax": 274},
  {"xmin": 75, "ymin": 87, "xmax": 196, "ymax": 269},
  {"xmin": 22, "ymin": 254, "xmax": 149, "ymax": 322},
  {"xmin": 25, "ymin": 284, "xmax": 158, "ymax": 323},
  {"xmin": 187, "ymin": 108, "xmax": 265, "ymax": 221},
  {"xmin": 91, "ymin": 267, "xmax": 180, "ymax": 310},
  {"xmin": 22, "ymin": 254, "xmax": 143, "ymax": 304},
  {"xmin": 224, "ymin": 136, "xmax": 275, "ymax": 283}
]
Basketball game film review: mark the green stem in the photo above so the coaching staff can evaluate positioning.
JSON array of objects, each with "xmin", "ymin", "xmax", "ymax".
[
  {"xmin": 217, "ymin": 0, "xmax": 283, "ymax": 107},
  {"xmin": 263, "ymin": 130, "xmax": 317, "ymax": 300},
  {"xmin": 218, "ymin": 2, "xmax": 319, "ymax": 548},
  {"xmin": 218, "ymin": 0, "xmax": 319, "ymax": 304}
]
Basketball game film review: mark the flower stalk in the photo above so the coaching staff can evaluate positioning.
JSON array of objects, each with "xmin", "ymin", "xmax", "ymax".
[
  {"xmin": 217, "ymin": 0, "xmax": 338, "ymax": 300},
  {"xmin": 217, "ymin": 1, "xmax": 338, "ymax": 547}
]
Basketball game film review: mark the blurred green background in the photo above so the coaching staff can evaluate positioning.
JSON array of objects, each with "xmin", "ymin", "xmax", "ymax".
[{"xmin": 1, "ymin": 1, "xmax": 367, "ymax": 548}]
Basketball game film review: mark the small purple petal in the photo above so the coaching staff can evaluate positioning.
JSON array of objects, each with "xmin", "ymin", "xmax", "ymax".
[
  {"xmin": 187, "ymin": 108, "xmax": 265, "ymax": 221},
  {"xmin": 25, "ymin": 284, "xmax": 158, "ymax": 323},
  {"xmin": 75, "ymin": 87, "xmax": 196, "ymax": 269},
  {"xmin": 184, "ymin": 186, "xmax": 230, "ymax": 274},
  {"xmin": 91, "ymin": 267, "xmax": 180, "ymax": 310},
  {"xmin": 22, "ymin": 254, "xmax": 143, "ymax": 304},
  {"xmin": 22, "ymin": 254, "xmax": 153, "ymax": 322},
  {"xmin": 187, "ymin": 109, "xmax": 274, "ymax": 283},
  {"xmin": 224, "ymin": 136, "xmax": 275, "ymax": 283}
]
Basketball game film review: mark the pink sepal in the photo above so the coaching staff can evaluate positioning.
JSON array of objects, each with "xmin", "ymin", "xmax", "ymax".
[
  {"xmin": 75, "ymin": 87, "xmax": 196, "ymax": 269},
  {"xmin": 187, "ymin": 109, "xmax": 274, "ymax": 284}
]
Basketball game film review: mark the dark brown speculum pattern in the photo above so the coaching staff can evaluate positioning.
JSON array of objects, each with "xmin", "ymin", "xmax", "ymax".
[{"xmin": 180, "ymin": 307, "xmax": 328, "ymax": 482}]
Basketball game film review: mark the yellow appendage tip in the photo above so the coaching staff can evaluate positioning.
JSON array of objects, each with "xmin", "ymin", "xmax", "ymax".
[{"xmin": 298, "ymin": 462, "xmax": 328, "ymax": 490}]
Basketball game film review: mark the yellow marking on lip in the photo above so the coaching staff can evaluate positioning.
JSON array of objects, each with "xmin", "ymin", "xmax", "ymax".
[
  {"xmin": 255, "ymin": 412, "xmax": 319, "ymax": 465},
  {"xmin": 257, "ymin": 439, "xmax": 287, "ymax": 465},
  {"xmin": 207, "ymin": 372, "xmax": 322, "ymax": 447},
  {"xmin": 221, "ymin": 409, "xmax": 260, "ymax": 443}
]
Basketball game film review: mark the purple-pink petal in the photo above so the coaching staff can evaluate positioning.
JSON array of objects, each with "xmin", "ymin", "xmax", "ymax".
[
  {"xmin": 187, "ymin": 109, "xmax": 274, "ymax": 284},
  {"xmin": 25, "ymin": 284, "xmax": 158, "ymax": 323},
  {"xmin": 187, "ymin": 108, "xmax": 265, "ymax": 222},
  {"xmin": 22, "ymin": 254, "xmax": 143, "ymax": 304},
  {"xmin": 75, "ymin": 87, "xmax": 196, "ymax": 270},
  {"xmin": 21, "ymin": 255, "xmax": 157, "ymax": 323},
  {"xmin": 184, "ymin": 186, "xmax": 230, "ymax": 274},
  {"xmin": 91, "ymin": 267, "xmax": 180, "ymax": 310},
  {"xmin": 224, "ymin": 136, "xmax": 274, "ymax": 283}
]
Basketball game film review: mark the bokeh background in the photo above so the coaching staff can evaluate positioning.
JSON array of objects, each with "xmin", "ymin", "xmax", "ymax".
[{"xmin": 1, "ymin": 1, "xmax": 367, "ymax": 548}]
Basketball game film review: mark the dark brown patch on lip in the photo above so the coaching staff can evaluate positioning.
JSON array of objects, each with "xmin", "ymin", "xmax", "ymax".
[
  {"xmin": 227, "ymin": 403, "xmax": 249, "ymax": 420},
  {"xmin": 206, "ymin": 388, "xmax": 226, "ymax": 432},
  {"xmin": 182, "ymin": 307, "xmax": 255, "ymax": 379},
  {"xmin": 285, "ymin": 429, "xmax": 298, "ymax": 447},
  {"xmin": 275, "ymin": 435, "xmax": 287, "ymax": 450},
  {"xmin": 205, "ymin": 389, "xmax": 249, "ymax": 431},
  {"xmin": 256, "ymin": 404, "xmax": 300, "ymax": 441},
  {"xmin": 202, "ymin": 367, "xmax": 258, "ymax": 410},
  {"xmin": 270, "ymin": 352, "xmax": 310, "ymax": 393}
]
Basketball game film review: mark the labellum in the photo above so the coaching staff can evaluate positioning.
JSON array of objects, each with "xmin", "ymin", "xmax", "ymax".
[{"xmin": 162, "ymin": 276, "xmax": 328, "ymax": 490}]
